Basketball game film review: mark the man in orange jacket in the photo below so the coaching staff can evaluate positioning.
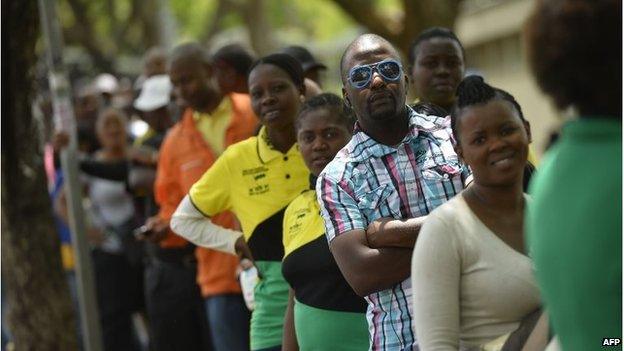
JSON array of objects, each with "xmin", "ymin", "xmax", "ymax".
[{"xmin": 143, "ymin": 42, "xmax": 257, "ymax": 351}]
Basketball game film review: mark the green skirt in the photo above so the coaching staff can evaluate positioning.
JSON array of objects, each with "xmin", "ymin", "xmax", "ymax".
[
  {"xmin": 294, "ymin": 299, "xmax": 369, "ymax": 351},
  {"xmin": 251, "ymin": 261, "xmax": 289, "ymax": 350}
]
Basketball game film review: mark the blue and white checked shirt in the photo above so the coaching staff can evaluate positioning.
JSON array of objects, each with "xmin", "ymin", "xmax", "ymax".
[{"xmin": 316, "ymin": 106, "xmax": 470, "ymax": 351}]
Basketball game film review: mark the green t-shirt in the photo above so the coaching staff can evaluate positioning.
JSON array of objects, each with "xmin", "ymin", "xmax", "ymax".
[{"xmin": 526, "ymin": 118, "xmax": 622, "ymax": 351}]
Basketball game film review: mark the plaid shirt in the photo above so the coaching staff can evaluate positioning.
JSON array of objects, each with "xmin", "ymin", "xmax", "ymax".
[{"xmin": 316, "ymin": 106, "xmax": 470, "ymax": 351}]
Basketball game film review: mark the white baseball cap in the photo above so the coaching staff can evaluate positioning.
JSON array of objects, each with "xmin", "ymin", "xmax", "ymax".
[
  {"xmin": 94, "ymin": 73, "xmax": 119, "ymax": 94},
  {"xmin": 134, "ymin": 75, "xmax": 172, "ymax": 112}
]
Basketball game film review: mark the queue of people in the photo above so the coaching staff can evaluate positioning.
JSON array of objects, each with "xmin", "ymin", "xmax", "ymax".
[{"xmin": 40, "ymin": 0, "xmax": 620, "ymax": 350}]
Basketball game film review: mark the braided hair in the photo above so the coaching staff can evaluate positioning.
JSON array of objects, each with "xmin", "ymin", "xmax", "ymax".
[
  {"xmin": 295, "ymin": 93, "xmax": 355, "ymax": 133},
  {"xmin": 451, "ymin": 75, "xmax": 526, "ymax": 144}
]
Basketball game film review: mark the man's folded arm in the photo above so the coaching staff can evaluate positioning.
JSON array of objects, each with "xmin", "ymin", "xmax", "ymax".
[{"xmin": 329, "ymin": 228, "xmax": 412, "ymax": 297}]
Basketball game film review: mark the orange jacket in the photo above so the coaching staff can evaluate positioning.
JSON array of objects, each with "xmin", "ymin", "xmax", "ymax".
[{"xmin": 154, "ymin": 92, "xmax": 258, "ymax": 296}]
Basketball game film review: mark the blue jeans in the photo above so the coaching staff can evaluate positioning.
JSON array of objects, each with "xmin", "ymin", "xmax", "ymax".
[{"xmin": 205, "ymin": 294, "xmax": 250, "ymax": 351}]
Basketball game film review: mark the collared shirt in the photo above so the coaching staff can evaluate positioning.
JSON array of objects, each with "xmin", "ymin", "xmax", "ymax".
[
  {"xmin": 316, "ymin": 106, "xmax": 470, "ymax": 350},
  {"xmin": 189, "ymin": 126, "xmax": 309, "ymax": 257},
  {"xmin": 192, "ymin": 97, "xmax": 232, "ymax": 156}
]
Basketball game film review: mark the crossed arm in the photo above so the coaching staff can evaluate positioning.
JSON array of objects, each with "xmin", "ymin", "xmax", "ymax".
[
  {"xmin": 329, "ymin": 226, "xmax": 417, "ymax": 297},
  {"xmin": 365, "ymin": 216, "xmax": 427, "ymax": 249},
  {"xmin": 318, "ymin": 175, "xmax": 427, "ymax": 296}
]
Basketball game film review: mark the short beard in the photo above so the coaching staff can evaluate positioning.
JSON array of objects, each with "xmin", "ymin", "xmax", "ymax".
[{"xmin": 368, "ymin": 104, "xmax": 405, "ymax": 122}]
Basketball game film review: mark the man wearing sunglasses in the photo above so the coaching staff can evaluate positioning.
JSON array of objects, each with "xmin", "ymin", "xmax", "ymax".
[{"xmin": 316, "ymin": 34, "xmax": 470, "ymax": 350}]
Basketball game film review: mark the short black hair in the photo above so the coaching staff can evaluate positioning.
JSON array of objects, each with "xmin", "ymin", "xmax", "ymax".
[
  {"xmin": 408, "ymin": 27, "xmax": 465, "ymax": 66},
  {"xmin": 296, "ymin": 93, "xmax": 355, "ymax": 132},
  {"xmin": 169, "ymin": 42, "xmax": 210, "ymax": 67},
  {"xmin": 525, "ymin": 0, "xmax": 621, "ymax": 116},
  {"xmin": 212, "ymin": 44, "xmax": 256, "ymax": 76},
  {"xmin": 248, "ymin": 53, "xmax": 304, "ymax": 89},
  {"xmin": 451, "ymin": 75, "xmax": 525, "ymax": 143}
]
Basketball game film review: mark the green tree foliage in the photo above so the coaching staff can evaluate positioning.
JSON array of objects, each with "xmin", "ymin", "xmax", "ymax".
[
  {"xmin": 59, "ymin": 0, "xmax": 161, "ymax": 73},
  {"xmin": 57, "ymin": 0, "xmax": 461, "ymax": 86}
]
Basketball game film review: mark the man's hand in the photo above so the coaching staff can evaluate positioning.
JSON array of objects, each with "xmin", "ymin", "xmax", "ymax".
[
  {"xmin": 366, "ymin": 217, "xmax": 393, "ymax": 248},
  {"xmin": 140, "ymin": 215, "xmax": 169, "ymax": 243},
  {"xmin": 330, "ymin": 229, "xmax": 413, "ymax": 297},
  {"xmin": 365, "ymin": 217, "xmax": 426, "ymax": 249}
]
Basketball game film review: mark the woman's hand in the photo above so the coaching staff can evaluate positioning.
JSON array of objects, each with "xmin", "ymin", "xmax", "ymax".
[
  {"xmin": 234, "ymin": 236, "xmax": 254, "ymax": 262},
  {"xmin": 52, "ymin": 131, "xmax": 70, "ymax": 152},
  {"xmin": 235, "ymin": 237, "xmax": 263, "ymax": 280},
  {"xmin": 128, "ymin": 147, "xmax": 158, "ymax": 166}
]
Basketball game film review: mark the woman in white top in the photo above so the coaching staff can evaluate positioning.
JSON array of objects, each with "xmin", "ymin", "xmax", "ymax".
[
  {"xmin": 411, "ymin": 76, "xmax": 547, "ymax": 350},
  {"xmin": 88, "ymin": 108, "xmax": 142, "ymax": 351}
]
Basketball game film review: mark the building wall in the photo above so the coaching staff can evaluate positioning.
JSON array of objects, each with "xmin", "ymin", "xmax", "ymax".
[{"xmin": 455, "ymin": 0, "xmax": 563, "ymax": 158}]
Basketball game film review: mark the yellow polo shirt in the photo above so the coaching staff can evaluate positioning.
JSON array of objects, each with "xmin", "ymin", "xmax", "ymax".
[
  {"xmin": 189, "ymin": 126, "xmax": 309, "ymax": 251},
  {"xmin": 193, "ymin": 98, "xmax": 232, "ymax": 156}
]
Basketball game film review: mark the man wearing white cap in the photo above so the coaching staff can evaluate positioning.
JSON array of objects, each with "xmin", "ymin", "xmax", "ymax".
[{"xmin": 133, "ymin": 74, "xmax": 174, "ymax": 151}]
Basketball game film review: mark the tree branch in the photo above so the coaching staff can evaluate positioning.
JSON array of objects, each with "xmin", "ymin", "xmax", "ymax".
[
  {"xmin": 64, "ymin": 0, "xmax": 115, "ymax": 72},
  {"xmin": 201, "ymin": 0, "xmax": 233, "ymax": 44},
  {"xmin": 241, "ymin": 0, "xmax": 275, "ymax": 55},
  {"xmin": 118, "ymin": 0, "xmax": 142, "ymax": 46},
  {"xmin": 330, "ymin": 0, "xmax": 401, "ymax": 44}
]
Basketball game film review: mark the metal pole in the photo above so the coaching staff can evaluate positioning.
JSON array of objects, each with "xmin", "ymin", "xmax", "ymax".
[{"xmin": 37, "ymin": 1, "xmax": 103, "ymax": 350}]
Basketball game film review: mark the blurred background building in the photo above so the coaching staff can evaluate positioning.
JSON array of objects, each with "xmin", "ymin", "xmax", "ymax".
[{"xmin": 456, "ymin": 0, "xmax": 562, "ymax": 158}]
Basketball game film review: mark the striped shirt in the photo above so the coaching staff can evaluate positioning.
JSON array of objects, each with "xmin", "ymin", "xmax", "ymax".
[{"xmin": 316, "ymin": 106, "xmax": 470, "ymax": 351}]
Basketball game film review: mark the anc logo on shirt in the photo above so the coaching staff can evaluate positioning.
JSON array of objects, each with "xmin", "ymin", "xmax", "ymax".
[
  {"xmin": 242, "ymin": 166, "xmax": 268, "ymax": 176},
  {"xmin": 242, "ymin": 166, "xmax": 270, "ymax": 196},
  {"xmin": 287, "ymin": 208, "xmax": 309, "ymax": 238}
]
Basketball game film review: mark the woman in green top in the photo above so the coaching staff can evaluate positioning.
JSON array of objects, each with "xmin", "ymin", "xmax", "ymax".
[
  {"xmin": 282, "ymin": 93, "xmax": 369, "ymax": 351},
  {"xmin": 524, "ymin": 1, "xmax": 621, "ymax": 350},
  {"xmin": 171, "ymin": 54, "xmax": 310, "ymax": 351}
]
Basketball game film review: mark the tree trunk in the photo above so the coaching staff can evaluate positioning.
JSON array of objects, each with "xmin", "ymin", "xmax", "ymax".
[
  {"xmin": 242, "ymin": 0, "xmax": 276, "ymax": 55},
  {"xmin": 1, "ymin": 1, "xmax": 78, "ymax": 350}
]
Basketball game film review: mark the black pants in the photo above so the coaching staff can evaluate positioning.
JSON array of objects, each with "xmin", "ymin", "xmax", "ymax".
[
  {"xmin": 92, "ymin": 249, "xmax": 141, "ymax": 351},
  {"xmin": 144, "ymin": 257, "xmax": 212, "ymax": 351}
]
